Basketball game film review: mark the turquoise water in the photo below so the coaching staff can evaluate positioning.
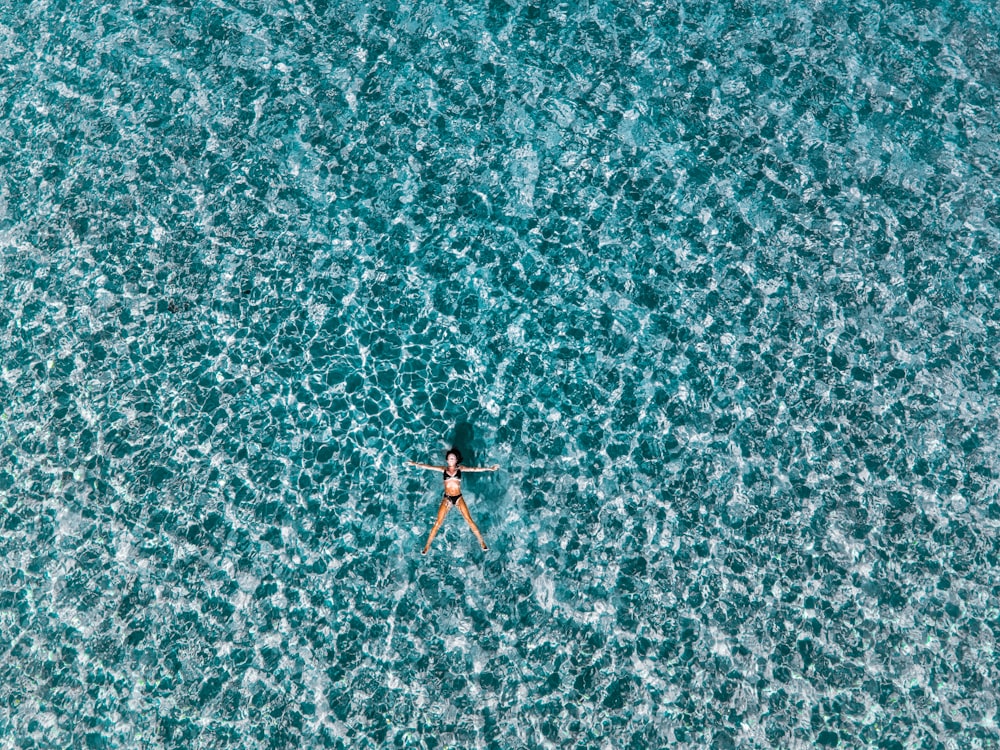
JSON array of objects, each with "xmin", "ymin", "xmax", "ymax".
[{"xmin": 2, "ymin": 0, "xmax": 999, "ymax": 747}]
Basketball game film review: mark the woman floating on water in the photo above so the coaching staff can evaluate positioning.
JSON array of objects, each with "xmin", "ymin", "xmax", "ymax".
[{"xmin": 406, "ymin": 448, "xmax": 498, "ymax": 554}]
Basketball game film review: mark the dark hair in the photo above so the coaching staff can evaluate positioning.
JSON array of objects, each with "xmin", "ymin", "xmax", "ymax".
[{"xmin": 446, "ymin": 448, "xmax": 463, "ymax": 464}]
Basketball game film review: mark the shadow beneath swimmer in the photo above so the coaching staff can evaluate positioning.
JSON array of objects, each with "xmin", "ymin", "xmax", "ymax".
[
  {"xmin": 448, "ymin": 420, "xmax": 501, "ymax": 491},
  {"xmin": 449, "ymin": 421, "xmax": 479, "ymax": 467}
]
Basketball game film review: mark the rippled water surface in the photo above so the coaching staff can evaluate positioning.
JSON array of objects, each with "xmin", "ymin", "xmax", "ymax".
[{"xmin": 2, "ymin": 0, "xmax": 999, "ymax": 747}]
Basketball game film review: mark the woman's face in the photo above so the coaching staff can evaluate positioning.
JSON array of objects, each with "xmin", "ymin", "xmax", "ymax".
[{"xmin": 447, "ymin": 453, "xmax": 458, "ymax": 467}]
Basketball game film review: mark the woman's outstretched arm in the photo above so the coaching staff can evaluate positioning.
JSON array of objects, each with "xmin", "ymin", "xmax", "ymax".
[
  {"xmin": 406, "ymin": 461, "xmax": 444, "ymax": 470},
  {"xmin": 459, "ymin": 465, "xmax": 500, "ymax": 472}
]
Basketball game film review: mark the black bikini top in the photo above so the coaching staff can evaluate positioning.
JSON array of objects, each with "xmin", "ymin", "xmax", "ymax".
[{"xmin": 443, "ymin": 467, "xmax": 462, "ymax": 483}]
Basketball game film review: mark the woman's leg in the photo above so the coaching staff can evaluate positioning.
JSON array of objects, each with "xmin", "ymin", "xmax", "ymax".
[
  {"xmin": 456, "ymin": 497, "xmax": 488, "ymax": 550},
  {"xmin": 422, "ymin": 497, "xmax": 452, "ymax": 554}
]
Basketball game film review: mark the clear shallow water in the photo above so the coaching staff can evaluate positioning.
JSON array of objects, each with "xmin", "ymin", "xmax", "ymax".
[{"xmin": 1, "ymin": 0, "xmax": 999, "ymax": 747}]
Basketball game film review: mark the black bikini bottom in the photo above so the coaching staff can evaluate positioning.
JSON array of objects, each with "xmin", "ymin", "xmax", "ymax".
[{"xmin": 445, "ymin": 493, "xmax": 462, "ymax": 506}]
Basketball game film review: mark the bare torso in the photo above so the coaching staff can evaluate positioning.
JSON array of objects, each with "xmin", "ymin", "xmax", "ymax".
[{"xmin": 444, "ymin": 468, "xmax": 461, "ymax": 497}]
